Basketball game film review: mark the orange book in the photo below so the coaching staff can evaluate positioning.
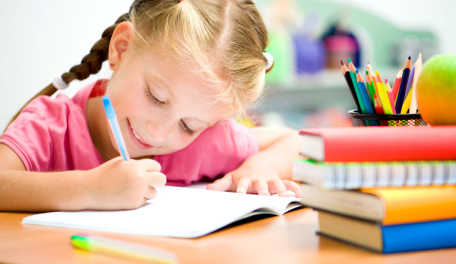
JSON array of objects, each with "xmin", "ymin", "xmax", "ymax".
[
  {"xmin": 299, "ymin": 184, "xmax": 456, "ymax": 225},
  {"xmin": 363, "ymin": 186, "xmax": 456, "ymax": 225}
]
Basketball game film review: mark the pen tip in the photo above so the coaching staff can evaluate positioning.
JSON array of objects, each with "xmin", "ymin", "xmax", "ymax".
[
  {"xmin": 375, "ymin": 70, "xmax": 379, "ymax": 75},
  {"xmin": 348, "ymin": 58, "xmax": 352, "ymax": 63},
  {"xmin": 356, "ymin": 69, "xmax": 359, "ymax": 73},
  {"xmin": 365, "ymin": 70, "xmax": 369, "ymax": 74},
  {"xmin": 408, "ymin": 56, "xmax": 411, "ymax": 60},
  {"xmin": 340, "ymin": 60, "xmax": 344, "ymax": 65}
]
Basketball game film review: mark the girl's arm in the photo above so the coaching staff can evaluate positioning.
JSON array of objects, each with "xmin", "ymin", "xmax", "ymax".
[
  {"xmin": 0, "ymin": 144, "xmax": 166, "ymax": 212},
  {"xmin": 207, "ymin": 127, "xmax": 302, "ymax": 197}
]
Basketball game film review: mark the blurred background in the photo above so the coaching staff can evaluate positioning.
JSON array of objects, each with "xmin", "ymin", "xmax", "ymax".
[{"xmin": 0, "ymin": 0, "xmax": 454, "ymax": 131}]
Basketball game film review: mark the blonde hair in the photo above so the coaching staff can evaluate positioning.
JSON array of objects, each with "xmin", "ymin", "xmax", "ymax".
[{"xmin": 6, "ymin": 0, "xmax": 271, "ymax": 128}]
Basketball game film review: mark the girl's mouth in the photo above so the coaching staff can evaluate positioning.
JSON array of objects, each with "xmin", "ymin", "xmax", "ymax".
[{"xmin": 128, "ymin": 120, "xmax": 153, "ymax": 149}]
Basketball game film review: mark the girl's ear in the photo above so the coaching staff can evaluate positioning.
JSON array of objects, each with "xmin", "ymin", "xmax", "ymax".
[{"xmin": 108, "ymin": 22, "xmax": 133, "ymax": 71}]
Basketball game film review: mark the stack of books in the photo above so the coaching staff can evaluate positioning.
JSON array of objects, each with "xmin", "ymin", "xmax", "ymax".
[{"xmin": 293, "ymin": 125, "xmax": 456, "ymax": 253}]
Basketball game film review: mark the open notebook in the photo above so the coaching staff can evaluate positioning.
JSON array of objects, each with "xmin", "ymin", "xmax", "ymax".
[{"xmin": 22, "ymin": 185, "xmax": 302, "ymax": 238}]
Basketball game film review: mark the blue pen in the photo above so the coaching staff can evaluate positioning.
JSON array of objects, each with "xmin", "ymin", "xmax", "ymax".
[{"xmin": 102, "ymin": 95, "xmax": 130, "ymax": 161}]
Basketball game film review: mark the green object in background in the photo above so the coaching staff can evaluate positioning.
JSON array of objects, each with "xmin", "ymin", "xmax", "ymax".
[{"xmin": 266, "ymin": 30, "xmax": 293, "ymax": 84}]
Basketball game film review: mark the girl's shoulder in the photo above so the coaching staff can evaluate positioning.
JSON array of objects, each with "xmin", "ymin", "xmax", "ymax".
[{"xmin": 1, "ymin": 80, "xmax": 105, "ymax": 171}]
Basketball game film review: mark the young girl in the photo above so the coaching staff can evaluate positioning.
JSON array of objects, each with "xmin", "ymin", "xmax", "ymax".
[{"xmin": 0, "ymin": 0, "xmax": 301, "ymax": 212}]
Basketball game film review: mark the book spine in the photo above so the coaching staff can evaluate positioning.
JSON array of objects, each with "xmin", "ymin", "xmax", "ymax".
[
  {"xmin": 299, "ymin": 127, "xmax": 456, "ymax": 162},
  {"xmin": 294, "ymin": 160, "xmax": 456, "ymax": 190},
  {"xmin": 383, "ymin": 218, "xmax": 456, "ymax": 253}
]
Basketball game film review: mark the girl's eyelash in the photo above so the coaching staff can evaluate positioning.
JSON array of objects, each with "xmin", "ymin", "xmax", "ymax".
[
  {"xmin": 145, "ymin": 86, "xmax": 165, "ymax": 105},
  {"xmin": 145, "ymin": 86, "xmax": 194, "ymax": 135},
  {"xmin": 180, "ymin": 120, "xmax": 195, "ymax": 135}
]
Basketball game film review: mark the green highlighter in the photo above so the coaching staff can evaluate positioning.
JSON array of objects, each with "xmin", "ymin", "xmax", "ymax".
[{"xmin": 71, "ymin": 233, "xmax": 177, "ymax": 263}]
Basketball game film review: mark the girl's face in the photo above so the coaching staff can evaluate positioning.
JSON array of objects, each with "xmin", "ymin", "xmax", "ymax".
[{"xmin": 104, "ymin": 46, "xmax": 231, "ymax": 158}]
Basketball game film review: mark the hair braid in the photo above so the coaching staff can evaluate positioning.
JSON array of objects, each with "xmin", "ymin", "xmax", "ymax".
[
  {"xmin": 62, "ymin": 13, "xmax": 129, "ymax": 84},
  {"xmin": 5, "ymin": 14, "xmax": 129, "ymax": 130}
]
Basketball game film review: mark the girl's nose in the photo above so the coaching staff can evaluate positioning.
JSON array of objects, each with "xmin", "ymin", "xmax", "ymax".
[{"xmin": 145, "ymin": 120, "xmax": 173, "ymax": 143}]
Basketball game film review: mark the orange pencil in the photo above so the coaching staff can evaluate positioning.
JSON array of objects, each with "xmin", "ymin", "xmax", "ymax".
[
  {"xmin": 367, "ymin": 63, "xmax": 378, "ymax": 94},
  {"xmin": 375, "ymin": 70, "xmax": 384, "ymax": 84},
  {"xmin": 373, "ymin": 93, "xmax": 384, "ymax": 114}
]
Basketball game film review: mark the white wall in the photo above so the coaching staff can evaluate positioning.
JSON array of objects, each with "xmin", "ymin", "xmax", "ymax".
[
  {"xmin": 0, "ymin": 0, "xmax": 455, "ymax": 131},
  {"xmin": 0, "ymin": 0, "xmax": 130, "ymax": 131},
  {"xmin": 330, "ymin": 0, "xmax": 456, "ymax": 54}
]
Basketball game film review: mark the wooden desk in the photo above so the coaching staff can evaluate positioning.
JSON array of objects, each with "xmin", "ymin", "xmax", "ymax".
[{"xmin": 1, "ymin": 209, "xmax": 455, "ymax": 264}]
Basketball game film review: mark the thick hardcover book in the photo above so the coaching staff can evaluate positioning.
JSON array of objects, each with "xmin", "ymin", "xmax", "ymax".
[
  {"xmin": 299, "ymin": 126, "xmax": 456, "ymax": 162},
  {"xmin": 299, "ymin": 184, "xmax": 456, "ymax": 225},
  {"xmin": 318, "ymin": 211, "xmax": 456, "ymax": 253},
  {"xmin": 293, "ymin": 159, "xmax": 456, "ymax": 189}
]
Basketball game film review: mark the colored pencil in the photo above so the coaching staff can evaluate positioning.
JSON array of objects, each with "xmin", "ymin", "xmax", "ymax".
[
  {"xmin": 377, "ymin": 81, "xmax": 393, "ymax": 114},
  {"xmin": 341, "ymin": 60, "xmax": 361, "ymax": 112},
  {"xmin": 367, "ymin": 62, "xmax": 379, "ymax": 95},
  {"xmin": 395, "ymin": 56, "xmax": 412, "ymax": 113},
  {"xmin": 409, "ymin": 53, "xmax": 423, "ymax": 113},
  {"xmin": 392, "ymin": 68, "xmax": 403, "ymax": 104},
  {"xmin": 356, "ymin": 69, "xmax": 375, "ymax": 114},
  {"xmin": 373, "ymin": 93, "xmax": 384, "ymax": 114},
  {"xmin": 347, "ymin": 58, "xmax": 367, "ymax": 113},
  {"xmin": 375, "ymin": 70, "xmax": 384, "ymax": 84},
  {"xmin": 385, "ymin": 79, "xmax": 396, "ymax": 114},
  {"xmin": 401, "ymin": 66, "xmax": 416, "ymax": 114},
  {"xmin": 365, "ymin": 70, "xmax": 376, "ymax": 107}
]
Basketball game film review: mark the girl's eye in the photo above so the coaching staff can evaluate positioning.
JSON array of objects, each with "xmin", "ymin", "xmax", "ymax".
[
  {"xmin": 145, "ymin": 86, "xmax": 165, "ymax": 105},
  {"xmin": 180, "ymin": 120, "xmax": 195, "ymax": 135}
]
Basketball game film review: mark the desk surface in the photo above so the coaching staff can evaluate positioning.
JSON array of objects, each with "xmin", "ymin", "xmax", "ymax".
[{"xmin": 1, "ymin": 209, "xmax": 455, "ymax": 264}]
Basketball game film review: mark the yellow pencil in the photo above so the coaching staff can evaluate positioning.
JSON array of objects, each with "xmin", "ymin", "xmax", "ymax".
[
  {"xmin": 385, "ymin": 79, "xmax": 396, "ymax": 114},
  {"xmin": 376, "ymin": 79, "xmax": 393, "ymax": 114}
]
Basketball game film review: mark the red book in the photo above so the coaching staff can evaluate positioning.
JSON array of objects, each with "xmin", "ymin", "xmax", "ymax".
[{"xmin": 299, "ymin": 126, "xmax": 456, "ymax": 162}]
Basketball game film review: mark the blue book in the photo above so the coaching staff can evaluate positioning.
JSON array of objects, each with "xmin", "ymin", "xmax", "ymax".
[{"xmin": 317, "ymin": 211, "xmax": 456, "ymax": 253}]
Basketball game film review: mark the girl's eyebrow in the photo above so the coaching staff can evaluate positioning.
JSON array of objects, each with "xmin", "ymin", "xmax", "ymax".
[{"xmin": 149, "ymin": 73, "xmax": 171, "ymax": 95}]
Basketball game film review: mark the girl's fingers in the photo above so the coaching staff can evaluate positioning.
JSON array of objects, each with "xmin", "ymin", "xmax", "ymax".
[
  {"xmin": 206, "ymin": 174, "xmax": 234, "ymax": 192},
  {"xmin": 268, "ymin": 179, "xmax": 289, "ymax": 197},
  {"xmin": 283, "ymin": 180, "xmax": 301, "ymax": 198},
  {"xmin": 141, "ymin": 159, "xmax": 162, "ymax": 171},
  {"xmin": 148, "ymin": 171, "xmax": 167, "ymax": 187},
  {"xmin": 144, "ymin": 186, "xmax": 158, "ymax": 200},
  {"xmin": 236, "ymin": 177, "xmax": 251, "ymax": 194},
  {"xmin": 252, "ymin": 180, "xmax": 270, "ymax": 196}
]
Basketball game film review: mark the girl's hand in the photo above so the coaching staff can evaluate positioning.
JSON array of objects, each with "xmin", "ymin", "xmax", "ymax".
[
  {"xmin": 207, "ymin": 126, "xmax": 302, "ymax": 198},
  {"xmin": 85, "ymin": 157, "xmax": 166, "ymax": 210},
  {"xmin": 206, "ymin": 167, "xmax": 301, "ymax": 198}
]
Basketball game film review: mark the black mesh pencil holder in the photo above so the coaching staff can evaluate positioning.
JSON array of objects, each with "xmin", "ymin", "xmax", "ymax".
[{"xmin": 348, "ymin": 110, "xmax": 428, "ymax": 127}]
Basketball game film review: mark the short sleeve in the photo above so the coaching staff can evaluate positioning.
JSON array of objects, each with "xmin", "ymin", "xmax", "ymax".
[{"xmin": 0, "ymin": 93, "xmax": 103, "ymax": 172}]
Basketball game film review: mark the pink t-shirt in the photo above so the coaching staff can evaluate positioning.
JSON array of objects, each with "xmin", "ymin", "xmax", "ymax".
[{"xmin": 0, "ymin": 80, "xmax": 259, "ymax": 186}]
